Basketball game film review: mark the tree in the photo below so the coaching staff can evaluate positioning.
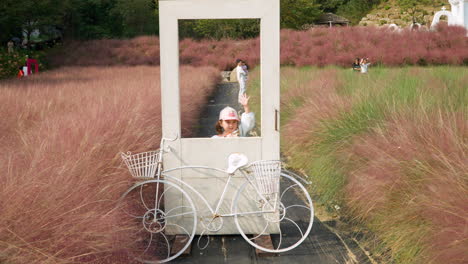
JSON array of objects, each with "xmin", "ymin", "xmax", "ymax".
[
  {"xmin": 0, "ymin": 0, "xmax": 66, "ymax": 45},
  {"xmin": 317, "ymin": 0, "xmax": 349, "ymax": 12},
  {"xmin": 281, "ymin": 0, "xmax": 321, "ymax": 29},
  {"xmin": 397, "ymin": 0, "xmax": 431, "ymax": 24},
  {"xmin": 62, "ymin": 0, "xmax": 125, "ymax": 39},
  {"xmin": 186, "ymin": 19, "xmax": 260, "ymax": 40},
  {"xmin": 336, "ymin": 0, "xmax": 382, "ymax": 24},
  {"xmin": 0, "ymin": 2, "xmax": 22, "ymax": 43},
  {"xmin": 113, "ymin": 0, "xmax": 158, "ymax": 37}
]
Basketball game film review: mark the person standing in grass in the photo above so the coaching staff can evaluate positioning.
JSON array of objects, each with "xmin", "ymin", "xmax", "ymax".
[
  {"xmin": 17, "ymin": 67, "xmax": 24, "ymax": 78},
  {"xmin": 352, "ymin": 58, "xmax": 361, "ymax": 72},
  {"xmin": 360, "ymin": 58, "xmax": 371, "ymax": 74},
  {"xmin": 7, "ymin": 40, "xmax": 14, "ymax": 53},
  {"xmin": 212, "ymin": 94, "xmax": 255, "ymax": 138},
  {"xmin": 242, "ymin": 60, "xmax": 249, "ymax": 80},
  {"xmin": 236, "ymin": 59, "xmax": 248, "ymax": 103}
]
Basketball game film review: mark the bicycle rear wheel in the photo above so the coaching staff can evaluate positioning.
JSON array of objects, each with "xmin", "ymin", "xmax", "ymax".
[
  {"xmin": 233, "ymin": 173, "xmax": 314, "ymax": 253},
  {"xmin": 118, "ymin": 180, "xmax": 197, "ymax": 263}
]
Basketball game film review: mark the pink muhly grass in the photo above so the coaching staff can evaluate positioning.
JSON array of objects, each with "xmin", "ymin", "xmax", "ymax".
[
  {"xmin": 48, "ymin": 26, "xmax": 468, "ymax": 69},
  {"xmin": 277, "ymin": 67, "xmax": 467, "ymax": 263},
  {"xmin": 344, "ymin": 109, "xmax": 467, "ymax": 263},
  {"xmin": 0, "ymin": 65, "xmax": 218, "ymax": 263},
  {"xmin": 281, "ymin": 68, "xmax": 351, "ymax": 161}
]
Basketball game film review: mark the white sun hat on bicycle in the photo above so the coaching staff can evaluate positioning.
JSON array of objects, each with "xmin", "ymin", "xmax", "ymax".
[{"xmin": 226, "ymin": 153, "xmax": 248, "ymax": 174}]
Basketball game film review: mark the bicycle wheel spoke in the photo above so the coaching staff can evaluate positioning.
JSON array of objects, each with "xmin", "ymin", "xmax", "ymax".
[
  {"xmin": 284, "ymin": 204, "xmax": 311, "ymax": 211},
  {"xmin": 284, "ymin": 217, "xmax": 304, "ymax": 237},
  {"xmin": 157, "ymin": 185, "xmax": 174, "ymax": 209},
  {"xmin": 250, "ymin": 221, "xmax": 270, "ymax": 241},
  {"xmin": 276, "ymin": 222, "xmax": 282, "ymax": 250},
  {"xmin": 139, "ymin": 184, "xmax": 150, "ymax": 211},
  {"xmin": 142, "ymin": 232, "xmax": 154, "ymax": 255},
  {"xmin": 160, "ymin": 232, "xmax": 171, "ymax": 259},
  {"xmin": 165, "ymin": 205, "xmax": 195, "ymax": 218},
  {"xmin": 166, "ymin": 223, "xmax": 191, "ymax": 237},
  {"xmin": 280, "ymin": 184, "xmax": 299, "ymax": 201}
]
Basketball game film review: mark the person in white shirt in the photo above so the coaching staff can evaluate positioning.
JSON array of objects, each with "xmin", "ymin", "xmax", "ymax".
[
  {"xmin": 242, "ymin": 62, "xmax": 249, "ymax": 80},
  {"xmin": 360, "ymin": 58, "xmax": 371, "ymax": 74},
  {"xmin": 212, "ymin": 94, "xmax": 255, "ymax": 138},
  {"xmin": 236, "ymin": 59, "xmax": 248, "ymax": 102}
]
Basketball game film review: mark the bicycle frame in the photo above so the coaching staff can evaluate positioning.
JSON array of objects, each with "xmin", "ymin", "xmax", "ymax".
[
  {"xmin": 151, "ymin": 136, "xmax": 276, "ymax": 218},
  {"xmin": 161, "ymin": 167, "xmax": 277, "ymax": 219},
  {"xmin": 127, "ymin": 136, "xmax": 309, "ymax": 237}
]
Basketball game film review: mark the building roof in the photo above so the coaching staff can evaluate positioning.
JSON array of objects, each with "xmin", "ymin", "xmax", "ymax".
[{"xmin": 316, "ymin": 13, "xmax": 350, "ymax": 24}]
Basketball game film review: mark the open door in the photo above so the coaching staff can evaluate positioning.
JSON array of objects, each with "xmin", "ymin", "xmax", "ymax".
[{"xmin": 159, "ymin": 0, "xmax": 280, "ymax": 234}]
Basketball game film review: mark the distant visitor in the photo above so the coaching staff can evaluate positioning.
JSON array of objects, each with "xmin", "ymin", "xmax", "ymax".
[
  {"xmin": 236, "ymin": 59, "xmax": 248, "ymax": 103},
  {"xmin": 360, "ymin": 58, "xmax": 371, "ymax": 74}
]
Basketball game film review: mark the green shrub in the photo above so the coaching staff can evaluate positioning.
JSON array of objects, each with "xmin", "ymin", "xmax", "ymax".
[{"xmin": 0, "ymin": 49, "xmax": 48, "ymax": 79}]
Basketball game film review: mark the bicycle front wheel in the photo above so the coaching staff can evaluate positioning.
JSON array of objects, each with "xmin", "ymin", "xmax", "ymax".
[
  {"xmin": 118, "ymin": 179, "xmax": 197, "ymax": 263},
  {"xmin": 233, "ymin": 173, "xmax": 314, "ymax": 253}
]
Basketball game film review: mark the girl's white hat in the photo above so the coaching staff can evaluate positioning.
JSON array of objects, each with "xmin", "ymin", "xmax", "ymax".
[{"xmin": 219, "ymin": 106, "xmax": 239, "ymax": 121}]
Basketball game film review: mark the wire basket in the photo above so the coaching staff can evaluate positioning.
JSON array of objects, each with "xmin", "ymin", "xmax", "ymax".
[
  {"xmin": 121, "ymin": 150, "xmax": 160, "ymax": 179},
  {"xmin": 243, "ymin": 160, "xmax": 281, "ymax": 195}
]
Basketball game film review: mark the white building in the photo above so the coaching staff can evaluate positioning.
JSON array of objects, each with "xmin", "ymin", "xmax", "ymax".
[{"xmin": 431, "ymin": 0, "xmax": 468, "ymax": 31}]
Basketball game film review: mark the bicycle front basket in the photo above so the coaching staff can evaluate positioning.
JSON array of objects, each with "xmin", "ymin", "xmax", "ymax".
[
  {"xmin": 243, "ymin": 160, "xmax": 281, "ymax": 195},
  {"xmin": 121, "ymin": 150, "xmax": 160, "ymax": 179}
]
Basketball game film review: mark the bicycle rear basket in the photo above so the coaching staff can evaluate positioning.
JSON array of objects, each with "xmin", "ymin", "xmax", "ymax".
[
  {"xmin": 121, "ymin": 150, "xmax": 160, "ymax": 179},
  {"xmin": 243, "ymin": 160, "xmax": 281, "ymax": 195}
]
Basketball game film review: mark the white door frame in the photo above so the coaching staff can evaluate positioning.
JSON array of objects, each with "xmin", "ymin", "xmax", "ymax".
[{"xmin": 159, "ymin": 0, "xmax": 280, "ymax": 234}]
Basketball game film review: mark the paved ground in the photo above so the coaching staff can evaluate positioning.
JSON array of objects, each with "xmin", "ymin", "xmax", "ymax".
[{"xmin": 174, "ymin": 81, "xmax": 371, "ymax": 264}]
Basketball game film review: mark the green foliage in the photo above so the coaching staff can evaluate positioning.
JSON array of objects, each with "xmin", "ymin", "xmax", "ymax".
[
  {"xmin": 1, "ymin": 0, "xmax": 323, "ymax": 41},
  {"xmin": 0, "ymin": 48, "xmax": 48, "ymax": 79},
  {"xmin": 397, "ymin": 0, "xmax": 431, "ymax": 23},
  {"xmin": 113, "ymin": 0, "xmax": 158, "ymax": 37},
  {"xmin": 337, "ymin": 0, "xmax": 383, "ymax": 24},
  {"xmin": 317, "ymin": 0, "xmax": 348, "ymax": 12},
  {"xmin": 316, "ymin": 0, "xmax": 383, "ymax": 25},
  {"xmin": 281, "ymin": 0, "xmax": 321, "ymax": 29},
  {"xmin": 62, "ymin": 0, "xmax": 125, "ymax": 39},
  {"xmin": 180, "ymin": 19, "xmax": 260, "ymax": 40},
  {"xmin": 0, "ymin": 0, "xmax": 66, "ymax": 43},
  {"xmin": 0, "ymin": 0, "xmax": 159, "ymax": 41},
  {"xmin": 179, "ymin": 0, "xmax": 322, "ymax": 39}
]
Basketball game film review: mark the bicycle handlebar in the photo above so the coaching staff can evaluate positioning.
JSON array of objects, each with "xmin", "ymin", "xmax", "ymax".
[{"xmin": 160, "ymin": 134, "xmax": 179, "ymax": 145}]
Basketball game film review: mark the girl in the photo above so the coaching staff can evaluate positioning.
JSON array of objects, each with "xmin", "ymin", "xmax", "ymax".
[{"xmin": 212, "ymin": 94, "xmax": 255, "ymax": 138}]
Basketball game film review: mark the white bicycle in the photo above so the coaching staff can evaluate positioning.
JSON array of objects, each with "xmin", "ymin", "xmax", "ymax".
[{"xmin": 119, "ymin": 136, "xmax": 314, "ymax": 263}]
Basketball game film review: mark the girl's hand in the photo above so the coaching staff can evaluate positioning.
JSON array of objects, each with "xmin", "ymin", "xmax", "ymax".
[{"xmin": 239, "ymin": 94, "xmax": 250, "ymax": 113}]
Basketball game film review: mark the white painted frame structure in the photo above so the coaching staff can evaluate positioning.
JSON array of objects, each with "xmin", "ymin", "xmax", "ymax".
[{"xmin": 159, "ymin": 0, "xmax": 280, "ymax": 234}]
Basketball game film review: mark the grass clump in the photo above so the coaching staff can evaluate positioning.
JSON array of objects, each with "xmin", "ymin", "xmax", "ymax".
[
  {"xmin": 0, "ymin": 66, "xmax": 219, "ymax": 263},
  {"xmin": 249, "ymin": 66, "xmax": 467, "ymax": 263}
]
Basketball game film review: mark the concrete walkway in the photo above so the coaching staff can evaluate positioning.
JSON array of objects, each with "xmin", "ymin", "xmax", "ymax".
[{"xmin": 174, "ymin": 81, "xmax": 370, "ymax": 264}]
